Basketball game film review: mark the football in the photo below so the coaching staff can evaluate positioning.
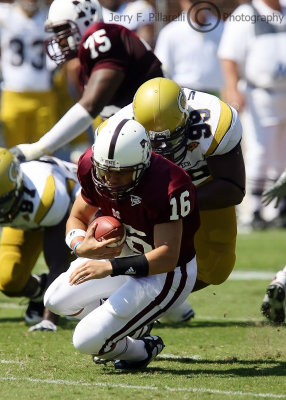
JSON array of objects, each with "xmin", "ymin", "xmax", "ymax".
[{"xmin": 94, "ymin": 215, "xmax": 126, "ymax": 247}]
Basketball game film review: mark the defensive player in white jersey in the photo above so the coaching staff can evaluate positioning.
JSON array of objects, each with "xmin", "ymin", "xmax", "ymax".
[
  {"xmin": 0, "ymin": 0, "xmax": 59, "ymax": 147},
  {"xmin": 111, "ymin": 77, "xmax": 246, "ymax": 322},
  {"xmin": 0, "ymin": 148, "xmax": 80, "ymax": 331}
]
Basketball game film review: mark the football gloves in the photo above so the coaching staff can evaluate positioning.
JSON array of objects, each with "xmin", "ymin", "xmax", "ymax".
[
  {"xmin": 28, "ymin": 319, "xmax": 57, "ymax": 332},
  {"xmin": 262, "ymin": 170, "xmax": 286, "ymax": 208}
]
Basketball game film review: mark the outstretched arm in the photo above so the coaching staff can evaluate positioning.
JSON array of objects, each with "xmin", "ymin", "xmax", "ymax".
[{"xmin": 10, "ymin": 68, "xmax": 125, "ymax": 161}]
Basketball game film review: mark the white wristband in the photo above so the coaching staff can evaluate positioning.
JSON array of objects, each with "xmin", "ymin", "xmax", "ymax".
[{"xmin": 65, "ymin": 229, "xmax": 87, "ymax": 249}]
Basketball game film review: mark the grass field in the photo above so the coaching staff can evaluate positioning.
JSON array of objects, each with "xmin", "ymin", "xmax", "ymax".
[{"xmin": 1, "ymin": 229, "xmax": 286, "ymax": 400}]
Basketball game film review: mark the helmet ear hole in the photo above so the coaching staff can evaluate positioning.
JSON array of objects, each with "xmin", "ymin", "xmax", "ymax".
[{"xmin": 0, "ymin": 148, "xmax": 23, "ymax": 223}]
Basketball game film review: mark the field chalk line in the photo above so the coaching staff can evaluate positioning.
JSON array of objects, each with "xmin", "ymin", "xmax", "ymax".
[{"xmin": 0, "ymin": 376, "xmax": 285, "ymax": 398}]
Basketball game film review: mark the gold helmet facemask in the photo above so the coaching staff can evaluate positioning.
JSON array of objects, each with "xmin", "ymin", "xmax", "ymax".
[
  {"xmin": 0, "ymin": 148, "xmax": 23, "ymax": 223},
  {"xmin": 133, "ymin": 78, "xmax": 190, "ymax": 164}
]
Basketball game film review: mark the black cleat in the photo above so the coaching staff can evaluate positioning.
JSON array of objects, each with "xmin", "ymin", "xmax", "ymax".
[
  {"xmin": 25, "ymin": 300, "xmax": 45, "ymax": 324},
  {"xmin": 261, "ymin": 283, "xmax": 285, "ymax": 324},
  {"xmin": 25, "ymin": 273, "xmax": 48, "ymax": 324},
  {"xmin": 114, "ymin": 335, "xmax": 165, "ymax": 370}
]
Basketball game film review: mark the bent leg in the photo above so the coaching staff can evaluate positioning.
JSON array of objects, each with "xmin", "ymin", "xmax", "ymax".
[
  {"xmin": 73, "ymin": 259, "xmax": 196, "ymax": 359},
  {"xmin": 44, "ymin": 257, "xmax": 128, "ymax": 319}
]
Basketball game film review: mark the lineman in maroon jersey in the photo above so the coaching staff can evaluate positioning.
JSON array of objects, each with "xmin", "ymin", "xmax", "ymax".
[
  {"xmin": 11, "ymin": 0, "xmax": 163, "ymax": 162},
  {"xmin": 44, "ymin": 117, "xmax": 200, "ymax": 370}
]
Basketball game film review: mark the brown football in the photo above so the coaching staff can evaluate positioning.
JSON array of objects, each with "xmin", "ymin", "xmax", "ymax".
[{"xmin": 94, "ymin": 216, "xmax": 126, "ymax": 247}]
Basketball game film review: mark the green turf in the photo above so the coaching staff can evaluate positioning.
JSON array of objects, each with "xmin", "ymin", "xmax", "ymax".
[{"xmin": 1, "ymin": 230, "xmax": 286, "ymax": 400}]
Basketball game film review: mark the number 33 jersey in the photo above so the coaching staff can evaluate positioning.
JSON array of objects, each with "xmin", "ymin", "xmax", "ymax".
[
  {"xmin": 8, "ymin": 158, "xmax": 80, "ymax": 230},
  {"xmin": 0, "ymin": 3, "xmax": 52, "ymax": 92}
]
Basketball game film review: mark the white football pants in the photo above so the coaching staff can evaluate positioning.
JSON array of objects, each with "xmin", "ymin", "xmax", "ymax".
[{"xmin": 44, "ymin": 256, "xmax": 197, "ymax": 358}]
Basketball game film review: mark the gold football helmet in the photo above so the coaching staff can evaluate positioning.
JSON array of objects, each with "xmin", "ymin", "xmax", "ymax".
[
  {"xmin": 133, "ymin": 78, "xmax": 189, "ymax": 164},
  {"xmin": 0, "ymin": 148, "xmax": 23, "ymax": 223}
]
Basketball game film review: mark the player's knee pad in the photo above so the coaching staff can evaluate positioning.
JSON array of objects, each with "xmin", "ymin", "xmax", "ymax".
[
  {"xmin": 44, "ymin": 282, "xmax": 71, "ymax": 315},
  {"xmin": 73, "ymin": 319, "xmax": 106, "ymax": 355}
]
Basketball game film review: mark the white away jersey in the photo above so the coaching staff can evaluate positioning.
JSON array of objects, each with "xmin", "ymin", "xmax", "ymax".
[
  {"xmin": 115, "ymin": 89, "xmax": 242, "ymax": 186},
  {"xmin": 9, "ymin": 157, "xmax": 80, "ymax": 230},
  {"xmin": 0, "ymin": 3, "xmax": 53, "ymax": 91}
]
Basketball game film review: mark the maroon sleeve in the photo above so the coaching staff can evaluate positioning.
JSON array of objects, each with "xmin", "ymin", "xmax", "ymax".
[{"xmin": 77, "ymin": 147, "xmax": 98, "ymax": 206}]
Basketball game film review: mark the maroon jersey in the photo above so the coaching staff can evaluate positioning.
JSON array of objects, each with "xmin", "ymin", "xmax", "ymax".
[
  {"xmin": 77, "ymin": 148, "xmax": 200, "ymax": 266},
  {"xmin": 78, "ymin": 22, "xmax": 163, "ymax": 108}
]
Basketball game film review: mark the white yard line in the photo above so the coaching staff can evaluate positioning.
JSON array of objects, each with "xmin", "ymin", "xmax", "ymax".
[
  {"xmin": 229, "ymin": 271, "xmax": 274, "ymax": 280},
  {"xmin": 0, "ymin": 376, "xmax": 285, "ymax": 398}
]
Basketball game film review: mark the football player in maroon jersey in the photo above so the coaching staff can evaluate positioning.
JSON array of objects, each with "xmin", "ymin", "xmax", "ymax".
[
  {"xmin": 44, "ymin": 116, "xmax": 200, "ymax": 370},
  {"xmin": 11, "ymin": 0, "xmax": 163, "ymax": 162}
]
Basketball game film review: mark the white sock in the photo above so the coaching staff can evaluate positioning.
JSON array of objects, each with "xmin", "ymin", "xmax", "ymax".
[{"xmin": 100, "ymin": 336, "xmax": 147, "ymax": 361}]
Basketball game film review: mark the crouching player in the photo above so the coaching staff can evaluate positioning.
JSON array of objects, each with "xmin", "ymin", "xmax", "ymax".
[{"xmin": 44, "ymin": 117, "xmax": 200, "ymax": 370}]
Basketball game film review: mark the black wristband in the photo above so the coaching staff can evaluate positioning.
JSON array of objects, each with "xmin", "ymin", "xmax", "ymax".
[{"xmin": 110, "ymin": 254, "xmax": 149, "ymax": 277}]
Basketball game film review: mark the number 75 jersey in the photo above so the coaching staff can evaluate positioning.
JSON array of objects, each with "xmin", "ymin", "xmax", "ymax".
[{"xmin": 181, "ymin": 89, "xmax": 242, "ymax": 186}]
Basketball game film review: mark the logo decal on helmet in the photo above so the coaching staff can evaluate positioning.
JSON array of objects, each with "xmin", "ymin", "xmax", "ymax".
[
  {"xmin": 177, "ymin": 91, "xmax": 187, "ymax": 114},
  {"xmin": 73, "ymin": 0, "xmax": 97, "ymax": 28},
  {"xmin": 9, "ymin": 161, "xmax": 19, "ymax": 183},
  {"xmin": 140, "ymin": 138, "xmax": 151, "ymax": 161},
  {"xmin": 98, "ymin": 157, "xmax": 120, "ymax": 168}
]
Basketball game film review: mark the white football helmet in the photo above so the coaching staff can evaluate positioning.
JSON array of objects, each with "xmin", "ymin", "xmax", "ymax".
[
  {"xmin": 44, "ymin": 0, "xmax": 103, "ymax": 65},
  {"xmin": 92, "ymin": 117, "xmax": 152, "ymax": 199},
  {"xmin": 0, "ymin": 148, "xmax": 23, "ymax": 223}
]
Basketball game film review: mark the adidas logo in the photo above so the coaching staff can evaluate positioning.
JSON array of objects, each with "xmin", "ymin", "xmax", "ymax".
[
  {"xmin": 125, "ymin": 267, "xmax": 136, "ymax": 275},
  {"xmin": 130, "ymin": 195, "xmax": 142, "ymax": 206}
]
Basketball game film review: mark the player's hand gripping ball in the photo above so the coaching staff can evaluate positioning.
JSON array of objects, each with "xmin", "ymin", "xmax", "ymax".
[{"xmin": 94, "ymin": 216, "xmax": 126, "ymax": 247}]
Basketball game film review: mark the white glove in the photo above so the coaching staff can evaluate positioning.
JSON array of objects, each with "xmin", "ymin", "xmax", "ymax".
[
  {"xmin": 262, "ymin": 170, "xmax": 286, "ymax": 207},
  {"xmin": 9, "ymin": 142, "xmax": 45, "ymax": 162},
  {"xmin": 28, "ymin": 319, "xmax": 57, "ymax": 332}
]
